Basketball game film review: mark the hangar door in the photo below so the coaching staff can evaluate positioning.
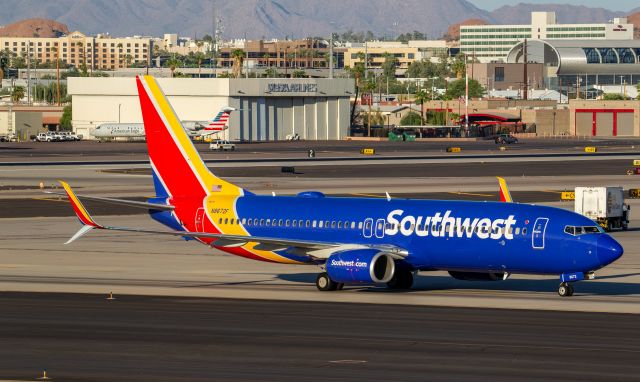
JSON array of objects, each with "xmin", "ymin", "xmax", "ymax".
[{"xmin": 575, "ymin": 109, "xmax": 635, "ymax": 137}]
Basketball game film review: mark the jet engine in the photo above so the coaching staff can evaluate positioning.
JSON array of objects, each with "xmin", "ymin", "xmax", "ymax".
[{"xmin": 326, "ymin": 249, "xmax": 395, "ymax": 284}]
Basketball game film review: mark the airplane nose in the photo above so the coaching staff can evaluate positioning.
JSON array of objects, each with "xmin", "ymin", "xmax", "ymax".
[{"xmin": 597, "ymin": 235, "xmax": 624, "ymax": 266}]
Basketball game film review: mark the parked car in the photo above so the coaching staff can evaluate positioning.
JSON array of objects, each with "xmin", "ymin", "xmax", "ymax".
[
  {"xmin": 209, "ymin": 140, "xmax": 236, "ymax": 151},
  {"xmin": 0, "ymin": 133, "xmax": 16, "ymax": 142},
  {"xmin": 35, "ymin": 132, "xmax": 55, "ymax": 142},
  {"xmin": 494, "ymin": 134, "xmax": 518, "ymax": 144}
]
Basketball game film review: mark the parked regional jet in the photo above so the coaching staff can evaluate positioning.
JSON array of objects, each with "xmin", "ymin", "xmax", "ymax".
[
  {"xmin": 56, "ymin": 76, "xmax": 623, "ymax": 297},
  {"xmin": 90, "ymin": 106, "xmax": 235, "ymax": 139}
]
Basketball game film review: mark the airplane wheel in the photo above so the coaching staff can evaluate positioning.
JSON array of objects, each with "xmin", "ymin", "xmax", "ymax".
[
  {"xmin": 558, "ymin": 283, "xmax": 574, "ymax": 297},
  {"xmin": 387, "ymin": 269, "xmax": 414, "ymax": 290},
  {"xmin": 316, "ymin": 272, "xmax": 338, "ymax": 291}
]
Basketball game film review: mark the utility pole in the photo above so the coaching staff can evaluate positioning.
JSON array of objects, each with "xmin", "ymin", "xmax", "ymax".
[
  {"xmin": 26, "ymin": 41, "xmax": 31, "ymax": 105},
  {"xmin": 56, "ymin": 46, "xmax": 61, "ymax": 106},
  {"xmin": 329, "ymin": 33, "xmax": 334, "ymax": 79},
  {"xmin": 523, "ymin": 39, "xmax": 528, "ymax": 100},
  {"xmin": 465, "ymin": 54, "xmax": 469, "ymax": 132}
]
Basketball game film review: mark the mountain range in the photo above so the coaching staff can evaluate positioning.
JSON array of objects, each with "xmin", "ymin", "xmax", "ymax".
[{"xmin": 0, "ymin": 0, "xmax": 638, "ymax": 39}]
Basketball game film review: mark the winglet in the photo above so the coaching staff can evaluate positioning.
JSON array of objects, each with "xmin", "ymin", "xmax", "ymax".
[
  {"xmin": 497, "ymin": 177, "xmax": 513, "ymax": 203},
  {"xmin": 59, "ymin": 180, "xmax": 102, "ymax": 243}
]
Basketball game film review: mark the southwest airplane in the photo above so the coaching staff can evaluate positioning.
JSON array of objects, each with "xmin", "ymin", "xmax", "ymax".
[
  {"xmin": 91, "ymin": 106, "xmax": 235, "ymax": 139},
  {"xmin": 57, "ymin": 75, "xmax": 624, "ymax": 297}
]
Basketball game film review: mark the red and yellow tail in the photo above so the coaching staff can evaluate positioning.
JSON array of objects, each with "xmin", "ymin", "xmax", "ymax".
[
  {"xmin": 135, "ymin": 75, "xmax": 243, "ymax": 199},
  {"xmin": 497, "ymin": 177, "xmax": 513, "ymax": 203}
]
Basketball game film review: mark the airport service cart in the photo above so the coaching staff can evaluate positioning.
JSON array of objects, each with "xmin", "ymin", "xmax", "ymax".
[{"xmin": 575, "ymin": 187, "xmax": 630, "ymax": 231}]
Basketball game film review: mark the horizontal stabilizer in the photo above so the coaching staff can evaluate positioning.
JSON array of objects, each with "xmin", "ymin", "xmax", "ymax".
[{"xmin": 45, "ymin": 191, "xmax": 173, "ymax": 211}]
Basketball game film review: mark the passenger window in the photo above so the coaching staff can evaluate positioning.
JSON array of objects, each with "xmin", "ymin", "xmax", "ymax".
[
  {"xmin": 331, "ymin": 221, "xmax": 336, "ymax": 228},
  {"xmin": 515, "ymin": 227, "xmax": 520, "ymax": 235},
  {"xmin": 522, "ymin": 228, "xmax": 527, "ymax": 235},
  {"xmin": 224, "ymin": 218, "xmax": 228, "ymax": 224},
  {"xmin": 285, "ymin": 220, "xmax": 290, "ymax": 227},
  {"xmin": 253, "ymin": 219, "xmax": 258, "ymax": 226},
  {"xmin": 279, "ymin": 219, "xmax": 283, "ymax": 226},
  {"xmin": 292, "ymin": 220, "xmax": 297, "ymax": 227},
  {"xmin": 218, "ymin": 218, "xmax": 223, "ymax": 224},
  {"xmin": 325, "ymin": 221, "xmax": 330, "ymax": 228},
  {"xmin": 312, "ymin": 220, "xmax": 317, "ymax": 228},
  {"xmin": 247, "ymin": 219, "xmax": 252, "ymax": 226},
  {"xmin": 319, "ymin": 221, "xmax": 324, "ymax": 228},
  {"xmin": 306, "ymin": 220, "xmax": 310, "ymax": 227},
  {"xmin": 259, "ymin": 219, "xmax": 264, "ymax": 226},
  {"xmin": 351, "ymin": 222, "xmax": 356, "ymax": 229},
  {"xmin": 241, "ymin": 218, "xmax": 246, "ymax": 224},
  {"xmin": 266, "ymin": 219, "xmax": 270, "ymax": 225},
  {"xmin": 358, "ymin": 222, "xmax": 363, "ymax": 229},
  {"xmin": 338, "ymin": 221, "xmax": 343, "ymax": 228}
]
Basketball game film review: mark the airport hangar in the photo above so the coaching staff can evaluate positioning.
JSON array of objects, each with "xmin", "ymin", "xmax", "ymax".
[{"xmin": 68, "ymin": 77, "xmax": 355, "ymax": 141}]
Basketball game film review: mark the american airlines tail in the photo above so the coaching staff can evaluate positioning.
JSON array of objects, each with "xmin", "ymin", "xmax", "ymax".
[{"xmin": 135, "ymin": 75, "xmax": 247, "ymax": 231}]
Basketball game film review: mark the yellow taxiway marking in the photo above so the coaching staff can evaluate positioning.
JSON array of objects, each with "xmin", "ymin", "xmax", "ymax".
[
  {"xmin": 350, "ymin": 193, "xmax": 386, "ymax": 198},
  {"xmin": 448, "ymin": 191, "xmax": 493, "ymax": 197},
  {"xmin": 541, "ymin": 190, "xmax": 563, "ymax": 194}
]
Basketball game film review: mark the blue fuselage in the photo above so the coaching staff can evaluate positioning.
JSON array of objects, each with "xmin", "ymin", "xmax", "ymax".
[{"xmin": 229, "ymin": 194, "xmax": 623, "ymax": 274}]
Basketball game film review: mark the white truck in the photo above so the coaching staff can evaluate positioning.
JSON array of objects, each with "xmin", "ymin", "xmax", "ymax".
[
  {"xmin": 574, "ymin": 187, "xmax": 630, "ymax": 231},
  {"xmin": 209, "ymin": 139, "xmax": 236, "ymax": 151}
]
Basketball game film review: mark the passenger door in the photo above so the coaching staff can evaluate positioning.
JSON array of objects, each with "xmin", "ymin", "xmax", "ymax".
[{"xmin": 532, "ymin": 217, "xmax": 549, "ymax": 249}]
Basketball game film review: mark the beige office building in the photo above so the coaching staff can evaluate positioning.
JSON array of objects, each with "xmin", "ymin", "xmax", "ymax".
[{"xmin": 0, "ymin": 31, "xmax": 151, "ymax": 70}]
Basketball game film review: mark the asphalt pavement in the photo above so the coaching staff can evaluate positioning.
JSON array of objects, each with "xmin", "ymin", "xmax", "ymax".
[{"xmin": 1, "ymin": 292, "xmax": 638, "ymax": 382}]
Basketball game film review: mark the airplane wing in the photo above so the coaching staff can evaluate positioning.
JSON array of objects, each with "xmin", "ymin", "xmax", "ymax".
[
  {"xmin": 497, "ymin": 177, "xmax": 513, "ymax": 203},
  {"xmin": 58, "ymin": 181, "xmax": 407, "ymax": 259}
]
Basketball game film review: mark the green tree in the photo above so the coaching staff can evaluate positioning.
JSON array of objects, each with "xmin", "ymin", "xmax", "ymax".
[
  {"xmin": 11, "ymin": 86, "xmax": 25, "ymax": 102},
  {"xmin": 381, "ymin": 53, "xmax": 398, "ymax": 82},
  {"xmin": 400, "ymin": 111, "xmax": 422, "ymax": 125},
  {"xmin": 445, "ymin": 78, "xmax": 485, "ymax": 99},
  {"xmin": 60, "ymin": 105, "xmax": 72, "ymax": 130},
  {"xmin": 231, "ymin": 49, "xmax": 245, "ymax": 78},
  {"xmin": 450, "ymin": 53, "xmax": 466, "ymax": 79},
  {"xmin": 292, "ymin": 69, "xmax": 307, "ymax": 78},
  {"xmin": 414, "ymin": 89, "xmax": 429, "ymax": 125},
  {"xmin": 602, "ymin": 93, "xmax": 628, "ymax": 100}
]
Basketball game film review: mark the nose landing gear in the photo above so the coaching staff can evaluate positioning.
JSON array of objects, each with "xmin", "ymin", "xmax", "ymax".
[{"xmin": 557, "ymin": 282, "xmax": 575, "ymax": 297}]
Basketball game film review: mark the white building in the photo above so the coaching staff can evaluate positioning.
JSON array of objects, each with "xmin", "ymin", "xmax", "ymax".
[
  {"xmin": 460, "ymin": 12, "xmax": 634, "ymax": 63},
  {"xmin": 68, "ymin": 77, "xmax": 354, "ymax": 141}
]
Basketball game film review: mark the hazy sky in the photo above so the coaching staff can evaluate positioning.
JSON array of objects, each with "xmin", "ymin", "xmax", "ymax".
[{"xmin": 468, "ymin": 0, "xmax": 638, "ymax": 11}]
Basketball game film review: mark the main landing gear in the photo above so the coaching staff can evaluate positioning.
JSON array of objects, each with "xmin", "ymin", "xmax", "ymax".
[{"xmin": 386, "ymin": 268, "xmax": 414, "ymax": 290}]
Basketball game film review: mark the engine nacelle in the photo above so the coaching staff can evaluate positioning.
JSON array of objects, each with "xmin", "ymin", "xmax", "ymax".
[
  {"xmin": 326, "ymin": 249, "xmax": 395, "ymax": 284},
  {"xmin": 448, "ymin": 271, "xmax": 505, "ymax": 281}
]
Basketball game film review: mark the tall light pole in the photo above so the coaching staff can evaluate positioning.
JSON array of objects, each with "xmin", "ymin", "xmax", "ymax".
[{"xmin": 118, "ymin": 103, "xmax": 121, "ymax": 123}]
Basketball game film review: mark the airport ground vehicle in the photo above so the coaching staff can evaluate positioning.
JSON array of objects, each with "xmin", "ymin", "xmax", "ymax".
[
  {"xmin": 209, "ymin": 139, "xmax": 235, "ymax": 151},
  {"xmin": 285, "ymin": 133, "xmax": 300, "ymax": 141},
  {"xmin": 35, "ymin": 132, "xmax": 59, "ymax": 142},
  {"xmin": 575, "ymin": 187, "xmax": 630, "ymax": 231},
  {"xmin": 55, "ymin": 75, "xmax": 624, "ymax": 298},
  {"xmin": 59, "ymin": 131, "xmax": 82, "ymax": 141},
  {"xmin": 0, "ymin": 133, "xmax": 16, "ymax": 142},
  {"xmin": 495, "ymin": 134, "xmax": 518, "ymax": 144}
]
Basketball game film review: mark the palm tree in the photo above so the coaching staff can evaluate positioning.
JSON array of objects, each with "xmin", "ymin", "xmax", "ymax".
[
  {"xmin": 262, "ymin": 53, "xmax": 270, "ymax": 67},
  {"xmin": 166, "ymin": 57, "xmax": 180, "ymax": 77},
  {"xmin": 231, "ymin": 49, "xmax": 245, "ymax": 78},
  {"xmin": 125, "ymin": 54, "xmax": 132, "ymax": 68},
  {"xmin": 414, "ymin": 89, "xmax": 428, "ymax": 125},
  {"xmin": 194, "ymin": 52, "xmax": 206, "ymax": 77},
  {"xmin": 11, "ymin": 86, "xmax": 25, "ymax": 103}
]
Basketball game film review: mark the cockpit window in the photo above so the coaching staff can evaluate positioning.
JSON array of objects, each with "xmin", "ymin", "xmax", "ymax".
[{"xmin": 564, "ymin": 225, "xmax": 603, "ymax": 236}]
